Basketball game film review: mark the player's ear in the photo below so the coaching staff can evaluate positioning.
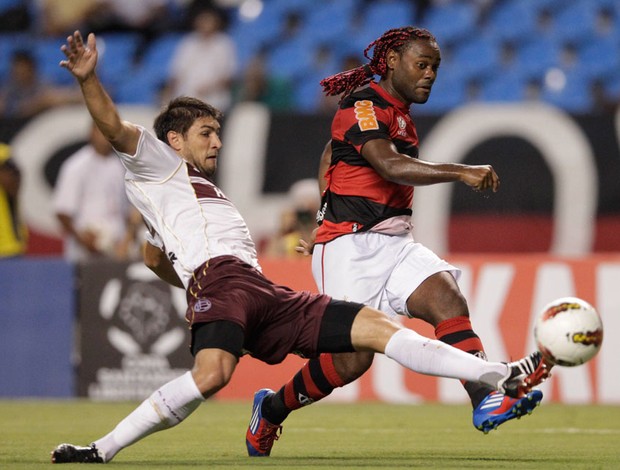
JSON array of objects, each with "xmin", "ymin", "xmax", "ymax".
[
  {"xmin": 386, "ymin": 49, "xmax": 398, "ymax": 71},
  {"xmin": 167, "ymin": 130, "xmax": 182, "ymax": 151}
]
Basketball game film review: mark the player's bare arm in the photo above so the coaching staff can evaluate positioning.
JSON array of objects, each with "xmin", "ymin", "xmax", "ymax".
[
  {"xmin": 295, "ymin": 140, "xmax": 332, "ymax": 256},
  {"xmin": 143, "ymin": 241, "xmax": 184, "ymax": 288},
  {"xmin": 60, "ymin": 31, "xmax": 140, "ymax": 155},
  {"xmin": 362, "ymin": 138, "xmax": 499, "ymax": 192},
  {"xmin": 318, "ymin": 140, "xmax": 332, "ymax": 194}
]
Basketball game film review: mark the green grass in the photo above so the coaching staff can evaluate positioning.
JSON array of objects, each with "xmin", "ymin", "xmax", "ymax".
[{"xmin": 1, "ymin": 400, "xmax": 619, "ymax": 469}]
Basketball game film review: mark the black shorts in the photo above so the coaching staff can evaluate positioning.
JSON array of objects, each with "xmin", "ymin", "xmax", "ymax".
[
  {"xmin": 186, "ymin": 255, "xmax": 332, "ymax": 364},
  {"xmin": 191, "ymin": 320, "xmax": 244, "ymax": 357},
  {"xmin": 317, "ymin": 299, "xmax": 364, "ymax": 353},
  {"xmin": 190, "ymin": 299, "xmax": 364, "ymax": 358}
]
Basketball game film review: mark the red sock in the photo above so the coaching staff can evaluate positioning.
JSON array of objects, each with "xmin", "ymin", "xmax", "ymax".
[
  {"xmin": 281, "ymin": 353, "xmax": 345, "ymax": 411},
  {"xmin": 435, "ymin": 316, "xmax": 493, "ymax": 407},
  {"xmin": 435, "ymin": 315, "xmax": 486, "ymax": 357}
]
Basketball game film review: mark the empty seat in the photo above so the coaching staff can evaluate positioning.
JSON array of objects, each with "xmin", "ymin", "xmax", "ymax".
[
  {"xmin": 540, "ymin": 71, "xmax": 593, "ymax": 113},
  {"xmin": 421, "ymin": 2, "xmax": 478, "ymax": 46},
  {"xmin": 420, "ymin": 73, "xmax": 466, "ymax": 114},
  {"xmin": 358, "ymin": 0, "xmax": 417, "ymax": 44},
  {"xmin": 300, "ymin": 0, "xmax": 355, "ymax": 44},
  {"xmin": 480, "ymin": 73, "xmax": 528, "ymax": 102},
  {"xmin": 486, "ymin": 0, "xmax": 537, "ymax": 42},
  {"xmin": 514, "ymin": 36, "xmax": 561, "ymax": 80},
  {"xmin": 451, "ymin": 35, "xmax": 500, "ymax": 80},
  {"xmin": 95, "ymin": 33, "xmax": 140, "ymax": 90}
]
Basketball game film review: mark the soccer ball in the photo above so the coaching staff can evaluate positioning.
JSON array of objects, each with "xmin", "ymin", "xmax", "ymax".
[{"xmin": 534, "ymin": 297, "xmax": 603, "ymax": 367}]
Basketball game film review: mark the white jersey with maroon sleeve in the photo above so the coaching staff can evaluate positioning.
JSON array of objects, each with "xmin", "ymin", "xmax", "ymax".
[{"xmin": 115, "ymin": 126, "xmax": 259, "ymax": 288}]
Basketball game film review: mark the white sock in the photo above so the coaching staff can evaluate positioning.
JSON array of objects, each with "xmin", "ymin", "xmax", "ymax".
[
  {"xmin": 384, "ymin": 329, "xmax": 508, "ymax": 387},
  {"xmin": 93, "ymin": 371, "xmax": 204, "ymax": 462}
]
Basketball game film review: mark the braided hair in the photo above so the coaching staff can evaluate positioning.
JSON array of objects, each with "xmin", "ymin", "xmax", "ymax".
[{"xmin": 320, "ymin": 26, "xmax": 436, "ymax": 99}]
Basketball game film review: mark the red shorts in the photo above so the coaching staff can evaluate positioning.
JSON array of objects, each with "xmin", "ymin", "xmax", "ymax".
[{"xmin": 186, "ymin": 255, "xmax": 332, "ymax": 365}]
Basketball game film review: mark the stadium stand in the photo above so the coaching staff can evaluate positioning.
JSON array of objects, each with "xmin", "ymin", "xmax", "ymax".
[{"xmin": 0, "ymin": 0, "xmax": 618, "ymax": 112}]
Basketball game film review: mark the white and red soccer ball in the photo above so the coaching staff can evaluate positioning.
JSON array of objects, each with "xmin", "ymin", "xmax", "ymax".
[{"xmin": 534, "ymin": 297, "xmax": 604, "ymax": 367}]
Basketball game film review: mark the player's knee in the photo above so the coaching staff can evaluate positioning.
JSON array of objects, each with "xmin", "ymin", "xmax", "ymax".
[
  {"xmin": 191, "ymin": 366, "xmax": 233, "ymax": 396},
  {"xmin": 332, "ymin": 351, "xmax": 374, "ymax": 383},
  {"xmin": 191, "ymin": 350, "xmax": 237, "ymax": 397},
  {"xmin": 407, "ymin": 272, "xmax": 469, "ymax": 324}
]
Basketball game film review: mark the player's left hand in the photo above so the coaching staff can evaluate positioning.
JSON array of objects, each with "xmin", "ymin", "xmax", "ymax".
[{"xmin": 295, "ymin": 228, "xmax": 318, "ymax": 256}]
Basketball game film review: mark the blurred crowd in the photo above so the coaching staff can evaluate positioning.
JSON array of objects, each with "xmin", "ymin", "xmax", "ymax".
[{"xmin": 1, "ymin": 0, "xmax": 618, "ymax": 120}]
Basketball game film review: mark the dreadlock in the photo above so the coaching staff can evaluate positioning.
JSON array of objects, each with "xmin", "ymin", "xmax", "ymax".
[{"xmin": 320, "ymin": 26, "xmax": 436, "ymax": 99}]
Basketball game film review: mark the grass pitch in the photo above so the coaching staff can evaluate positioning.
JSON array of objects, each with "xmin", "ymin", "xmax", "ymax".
[{"xmin": 1, "ymin": 400, "xmax": 619, "ymax": 469}]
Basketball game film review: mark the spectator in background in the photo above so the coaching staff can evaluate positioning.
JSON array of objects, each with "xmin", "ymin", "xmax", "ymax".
[
  {"xmin": 162, "ymin": 6, "xmax": 237, "ymax": 111},
  {"xmin": 37, "ymin": 0, "xmax": 99, "ymax": 36},
  {"xmin": 0, "ymin": 0, "xmax": 32, "ymax": 32},
  {"xmin": 590, "ymin": 78, "xmax": 619, "ymax": 115},
  {"xmin": 265, "ymin": 178, "xmax": 320, "ymax": 257},
  {"xmin": 0, "ymin": 143, "xmax": 27, "ymax": 257},
  {"xmin": 53, "ymin": 123, "xmax": 140, "ymax": 262},
  {"xmin": 0, "ymin": 50, "xmax": 81, "ymax": 119},
  {"xmin": 84, "ymin": 0, "xmax": 180, "ymax": 62},
  {"xmin": 234, "ymin": 50, "xmax": 293, "ymax": 111}
]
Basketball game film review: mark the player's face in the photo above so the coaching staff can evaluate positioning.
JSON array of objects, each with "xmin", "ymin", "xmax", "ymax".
[
  {"xmin": 180, "ymin": 117, "xmax": 222, "ymax": 177},
  {"xmin": 388, "ymin": 39, "xmax": 441, "ymax": 105}
]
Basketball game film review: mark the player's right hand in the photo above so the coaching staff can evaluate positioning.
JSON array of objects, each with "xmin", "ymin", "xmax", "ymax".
[{"xmin": 60, "ymin": 31, "xmax": 98, "ymax": 82}]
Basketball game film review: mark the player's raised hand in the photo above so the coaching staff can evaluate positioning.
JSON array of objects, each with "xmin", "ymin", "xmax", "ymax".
[{"xmin": 60, "ymin": 31, "xmax": 98, "ymax": 82}]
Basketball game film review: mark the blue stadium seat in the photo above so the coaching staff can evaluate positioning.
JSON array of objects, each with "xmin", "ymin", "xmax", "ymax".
[
  {"xmin": 300, "ymin": 0, "xmax": 355, "ymax": 44},
  {"xmin": 520, "ymin": 0, "xmax": 575, "ymax": 14},
  {"xmin": 451, "ymin": 35, "xmax": 499, "ymax": 81},
  {"xmin": 114, "ymin": 71, "xmax": 163, "ymax": 105},
  {"xmin": 577, "ymin": 37, "xmax": 620, "ymax": 80},
  {"xmin": 421, "ymin": 2, "xmax": 477, "ymax": 46},
  {"xmin": 229, "ymin": 2, "xmax": 284, "ymax": 68},
  {"xmin": 551, "ymin": 1, "xmax": 599, "ymax": 43},
  {"xmin": 421, "ymin": 72, "xmax": 467, "ymax": 114},
  {"xmin": 34, "ymin": 37, "xmax": 74, "ymax": 86},
  {"xmin": 266, "ymin": 36, "xmax": 316, "ymax": 81},
  {"xmin": 269, "ymin": 0, "xmax": 315, "ymax": 17},
  {"xmin": 602, "ymin": 74, "xmax": 620, "ymax": 104},
  {"xmin": 514, "ymin": 36, "xmax": 561, "ymax": 80},
  {"xmin": 486, "ymin": 0, "xmax": 538, "ymax": 42},
  {"xmin": 541, "ymin": 71, "xmax": 593, "ymax": 113},
  {"xmin": 294, "ymin": 71, "xmax": 325, "ymax": 113},
  {"xmin": 480, "ymin": 74, "xmax": 528, "ymax": 103},
  {"xmin": 357, "ymin": 0, "xmax": 417, "ymax": 45},
  {"xmin": 0, "ymin": 33, "xmax": 31, "ymax": 83},
  {"xmin": 139, "ymin": 33, "xmax": 183, "ymax": 81},
  {"xmin": 95, "ymin": 33, "xmax": 140, "ymax": 90}
]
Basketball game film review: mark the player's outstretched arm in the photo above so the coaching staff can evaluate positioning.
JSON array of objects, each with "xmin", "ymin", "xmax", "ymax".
[
  {"xmin": 362, "ymin": 138, "xmax": 499, "ymax": 192},
  {"xmin": 60, "ymin": 31, "xmax": 140, "ymax": 155}
]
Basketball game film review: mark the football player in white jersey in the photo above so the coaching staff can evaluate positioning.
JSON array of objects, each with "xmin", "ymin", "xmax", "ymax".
[{"xmin": 50, "ymin": 31, "xmax": 547, "ymax": 464}]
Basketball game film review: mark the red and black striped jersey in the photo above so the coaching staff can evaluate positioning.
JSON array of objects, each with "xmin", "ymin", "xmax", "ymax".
[{"xmin": 316, "ymin": 81, "xmax": 419, "ymax": 244}]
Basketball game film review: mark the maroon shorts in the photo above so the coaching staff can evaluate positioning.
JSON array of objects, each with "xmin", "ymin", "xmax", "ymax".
[{"xmin": 186, "ymin": 255, "xmax": 332, "ymax": 365}]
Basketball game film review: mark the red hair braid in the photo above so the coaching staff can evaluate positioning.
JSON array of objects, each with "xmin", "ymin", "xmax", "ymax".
[{"xmin": 320, "ymin": 26, "xmax": 436, "ymax": 98}]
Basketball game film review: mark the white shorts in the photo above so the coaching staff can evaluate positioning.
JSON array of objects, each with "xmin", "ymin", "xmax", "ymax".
[{"xmin": 312, "ymin": 231, "xmax": 460, "ymax": 318}]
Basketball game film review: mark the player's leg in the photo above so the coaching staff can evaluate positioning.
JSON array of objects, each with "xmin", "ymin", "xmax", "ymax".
[
  {"xmin": 52, "ymin": 321, "xmax": 242, "ymax": 464},
  {"xmin": 349, "ymin": 305, "xmax": 547, "ymax": 395},
  {"xmin": 246, "ymin": 237, "xmax": 385, "ymax": 456},
  {"xmin": 246, "ymin": 351, "xmax": 374, "ymax": 457},
  {"xmin": 258, "ymin": 351, "xmax": 373, "ymax": 422},
  {"xmin": 405, "ymin": 270, "xmax": 496, "ymax": 407},
  {"xmin": 388, "ymin": 241, "xmax": 546, "ymax": 432}
]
